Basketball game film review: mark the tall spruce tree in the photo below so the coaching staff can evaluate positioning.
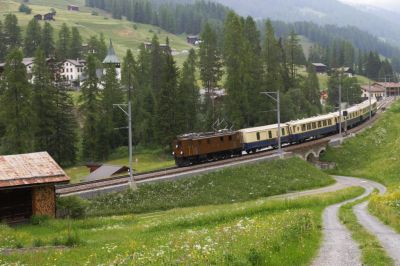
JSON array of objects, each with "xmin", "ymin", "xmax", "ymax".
[
  {"xmin": 4, "ymin": 14, "xmax": 21, "ymax": 52},
  {"xmin": 178, "ymin": 49, "xmax": 199, "ymax": 133},
  {"xmin": 41, "ymin": 22, "xmax": 55, "ymax": 57},
  {"xmin": 96, "ymin": 64, "xmax": 125, "ymax": 160},
  {"xmin": 198, "ymin": 23, "xmax": 223, "ymax": 128},
  {"xmin": 32, "ymin": 49, "xmax": 57, "ymax": 153},
  {"xmin": 0, "ymin": 21, "xmax": 6, "ymax": 61},
  {"xmin": 56, "ymin": 23, "xmax": 71, "ymax": 60},
  {"xmin": 0, "ymin": 49, "xmax": 33, "ymax": 153},
  {"xmin": 24, "ymin": 19, "xmax": 42, "ymax": 57},
  {"xmin": 155, "ymin": 45, "xmax": 179, "ymax": 147},
  {"xmin": 80, "ymin": 55, "xmax": 100, "ymax": 161},
  {"xmin": 304, "ymin": 65, "xmax": 322, "ymax": 114},
  {"xmin": 53, "ymin": 77, "xmax": 78, "ymax": 166},
  {"xmin": 224, "ymin": 12, "xmax": 246, "ymax": 128},
  {"xmin": 150, "ymin": 35, "xmax": 164, "ymax": 95},
  {"xmin": 69, "ymin": 27, "xmax": 83, "ymax": 59}
]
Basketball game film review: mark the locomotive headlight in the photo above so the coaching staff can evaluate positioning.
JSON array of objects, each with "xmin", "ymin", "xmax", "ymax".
[
  {"xmin": 176, "ymin": 144, "xmax": 179, "ymax": 148},
  {"xmin": 172, "ymin": 152, "xmax": 175, "ymax": 155},
  {"xmin": 180, "ymin": 151, "xmax": 183, "ymax": 155}
]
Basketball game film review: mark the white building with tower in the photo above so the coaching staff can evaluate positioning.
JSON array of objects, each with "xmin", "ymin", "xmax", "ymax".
[{"xmin": 102, "ymin": 39, "xmax": 121, "ymax": 81}]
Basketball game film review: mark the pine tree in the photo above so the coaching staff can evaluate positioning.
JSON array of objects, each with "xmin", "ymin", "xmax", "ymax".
[
  {"xmin": 304, "ymin": 65, "xmax": 322, "ymax": 114},
  {"xmin": 198, "ymin": 23, "xmax": 223, "ymax": 128},
  {"xmin": 24, "ymin": 19, "xmax": 42, "ymax": 57},
  {"xmin": 0, "ymin": 21, "xmax": 7, "ymax": 61},
  {"xmin": 150, "ymin": 35, "xmax": 164, "ymax": 95},
  {"xmin": 223, "ymin": 12, "xmax": 246, "ymax": 129},
  {"xmin": 32, "ymin": 49, "xmax": 57, "ymax": 153},
  {"xmin": 0, "ymin": 49, "xmax": 33, "ymax": 153},
  {"xmin": 155, "ymin": 48, "xmax": 179, "ymax": 147},
  {"xmin": 178, "ymin": 49, "xmax": 199, "ymax": 133},
  {"xmin": 4, "ymin": 14, "xmax": 21, "ymax": 52},
  {"xmin": 96, "ymin": 64, "xmax": 125, "ymax": 160},
  {"xmin": 56, "ymin": 23, "xmax": 71, "ymax": 60},
  {"xmin": 69, "ymin": 27, "xmax": 83, "ymax": 59},
  {"xmin": 80, "ymin": 55, "xmax": 100, "ymax": 161},
  {"xmin": 41, "ymin": 22, "xmax": 55, "ymax": 57},
  {"xmin": 285, "ymin": 30, "xmax": 306, "ymax": 82}
]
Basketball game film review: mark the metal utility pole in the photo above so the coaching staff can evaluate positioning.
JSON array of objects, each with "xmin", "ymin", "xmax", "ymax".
[
  {"xmin": 114, "ymin": 65, "xmax": 137, "ymax": 189},
  {"xmin": 260, "ymin": 91, "xmax": 282, "ymax": 156}
]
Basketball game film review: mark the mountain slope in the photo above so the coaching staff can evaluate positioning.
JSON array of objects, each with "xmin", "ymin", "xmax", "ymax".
[{"xmin": 213, "ymin": 0, "xmax": 400, "ymax": 45}]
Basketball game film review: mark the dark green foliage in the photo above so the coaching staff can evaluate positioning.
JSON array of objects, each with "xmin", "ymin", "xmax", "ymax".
[
  {"xmin": 87, "ymin": 34, "xmax": 107, "ymax": 62},
  {"xmin": 155, "ymin": 44, "xmax": 180, "ymax": 147},
  {"xmin": 0, "ymin": 21, "xmax": 6, "ymax": 61},
  {"xmin": 0, "ymin": 49, "xmax": 33, "ymax": 153},
  {"xmin": 96, "ymin": 64, "xmax": 125, "ymax": 160},
  {"xmin": 32, "ymin": 49, "xmax": 57, "ymax": 152},
  {"xmin": 30, "ymin": 215, "xmax": 50, "ymax": 225},
  {"xmin": 24, "ymin": 19, "xmax": 42, "ymax": 57},
  {"xmin": 18, "ymin": 3, "xmax": 32, "ymax": 14},
  {"xmin": 3, "ymin": 14, "xmax": 21, "ymax": 51},
  {"xmin": 56, "ymin": 23, "xmax": 71, "ymax": 61},
  {"xmin": 41, "ymin": 22, "xmax": 55, "ymax": 57},
  {"xmin": 57, "ymin": 196, "xmax": 88, "ymax": 219},
  {"xmin": 69, "ymin": 27, "xmax": 83, "ymax": 59},
  {"xmin": 328, "ymin": 73, "xmax": 362, "ymax": 107},
  {"xmin": 80, "ymin": 55, "xmax": 100, "ymax": 161}
]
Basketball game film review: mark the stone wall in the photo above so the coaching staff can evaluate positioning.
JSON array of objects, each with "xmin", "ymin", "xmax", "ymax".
[{"xmin": 32, "ymin": 186, "xmax": 55, "ymax": 217}]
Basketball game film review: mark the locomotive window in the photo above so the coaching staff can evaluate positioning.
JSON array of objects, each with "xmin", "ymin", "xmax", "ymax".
[
  {"xmin": 256, "ymin": 132, "xmax": 261, "ymax": 140},
  {"xmin": 229, "ymin": 136, "xmax": 232, "ymax": 141},
  {"xmin": 268, "ymin": 131, "xmax": 272, "ymax": 139},
  {"xmin": 207, "ymin": 139, "xmax": 211, "ymax": 144},
  {"xmin": 220, "ymin": 137, "xmax": 224, "ymax": 142},
  {"xmin": 199, "ymin": 140, "xmax": 202, "ymax": 144}
]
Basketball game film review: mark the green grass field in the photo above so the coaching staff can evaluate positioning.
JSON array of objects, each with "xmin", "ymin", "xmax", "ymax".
[
  {"xmin": 0, "ymin": 0, "xmax": 193, "ymax": 65},
  {"xmin": 0, "ymin": 186, "xmax": 363, "ymax": 265}
]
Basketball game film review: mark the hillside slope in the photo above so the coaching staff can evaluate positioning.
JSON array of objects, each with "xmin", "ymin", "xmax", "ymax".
[{"xmin": 0, "ymin": 0, "xmax": 193, "ymax": 62}]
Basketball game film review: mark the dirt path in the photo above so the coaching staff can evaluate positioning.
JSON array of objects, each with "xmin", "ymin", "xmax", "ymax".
[{"xmin": 352, "ymin": 182, "xmax": 400, "ymax": 265}]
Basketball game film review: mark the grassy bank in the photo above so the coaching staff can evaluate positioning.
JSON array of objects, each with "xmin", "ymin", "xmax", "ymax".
[
  {"xmin": 86, "ymin": 157, "xmax": 334, "ymax": 216},
  {"xmin": 339, "ymin": 196, "xmax": 393, "ymax": 266},
  {"xmin": 322, "ymin": 100, "xmax": 400, "ymax": 187},
  {"xmin": 322, "ymin": 100, "xmax": 400, "ymax": 235},
  {"xmin": 0, "ymin": 187, "xmax": 363, "ymax": 265}
]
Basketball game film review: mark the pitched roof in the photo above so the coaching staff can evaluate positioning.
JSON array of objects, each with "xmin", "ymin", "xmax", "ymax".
[
  {"xmin": 84, "ymin": 164, "xmax": 129, "ymax": 182},
  {"xmin": 375, "ymin": 82, "xmax": 400, "ymax": 88},
  {"xmin": 0, "ymin": 152, "xmax": 69, "ymax": 188},
  {"xmin": 312, "ymin": 63, "xmax": 327, "ymax": 67},
  {"xmin": 103, "ymin": 39, "xmax": 120, "ymax": 64},
  {"xmin": 361, "ymin": 85, "xmax": 386, "ymax": 93},
  {"xmin": 64, "ymin": 59, "xmax": 86, "ymax": 66}
]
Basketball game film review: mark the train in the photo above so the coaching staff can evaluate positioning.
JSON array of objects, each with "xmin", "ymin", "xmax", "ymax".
[{"xmin": 172, "ymin": 99, "xmax": 378, "ymax": 167}]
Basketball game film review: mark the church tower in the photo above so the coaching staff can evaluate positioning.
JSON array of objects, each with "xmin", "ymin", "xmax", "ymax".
[{"xmin": 103, "ymin": 39, "xmax": 121, "ymax": 80}]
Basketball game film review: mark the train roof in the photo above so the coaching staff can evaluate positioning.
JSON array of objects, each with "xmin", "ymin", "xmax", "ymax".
[
  {"xmin": 287, "ymin": 112, "xmax": 338, "ymax": 126},
  {"xmin": 239, "ymin": 124, "xmax": 288, "ymax": 133},
  {"xmin": 176, "ymin": 130, "xmax": 237, "ymax": 140},
  {"xmin": 346, "ymin": 99, "xmax": 377, "ymax": 113}
]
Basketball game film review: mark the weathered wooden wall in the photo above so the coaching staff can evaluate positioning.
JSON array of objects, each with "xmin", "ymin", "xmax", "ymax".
[{"xmin": 32, "ymin": 186, "xmax": 55, "ymax": 217}]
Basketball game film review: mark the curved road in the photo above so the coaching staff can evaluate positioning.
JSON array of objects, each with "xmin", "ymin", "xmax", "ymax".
[{"xmin": 297, "ymin": 176, "xmax": 400, "ymax": 266}]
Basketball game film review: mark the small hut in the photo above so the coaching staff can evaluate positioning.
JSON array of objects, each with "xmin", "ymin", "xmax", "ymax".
[{"xmin": 0, "ymin": 152, "xmax": 70, "ymax": 224}]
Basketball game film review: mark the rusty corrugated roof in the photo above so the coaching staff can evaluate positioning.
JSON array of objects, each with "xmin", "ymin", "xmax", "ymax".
[{"xmin": 0, "ymin": 152, "xmax": 70, "ymax": 188}]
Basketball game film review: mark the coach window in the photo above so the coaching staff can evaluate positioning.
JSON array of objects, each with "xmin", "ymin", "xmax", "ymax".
[
  {"xmin": 307, "ymin": 124, "xmax": 311, "ymax": 130},
  {"xmin": 281, "ymin": 128, "xmax": 285, "ymax": 135},
  {"xmin": 318, "ymin": 121, "xmax": 322, "ymax": 128},
  {"xmin": 312, "ymin": 123, "xmax": 316, "ymax": 129},
  {"xmin": 256, "ymin": 132, "xmax": 260, "ymax": 140},
  {"xmin": 268, "ymin": 131, "xmax": 272, "ymax": 139},
  {"xmin": 302, "ymin": 124, "xmax": 306, "ymax": 131}
]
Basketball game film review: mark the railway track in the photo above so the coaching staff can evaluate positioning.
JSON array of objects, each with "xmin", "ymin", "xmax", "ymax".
[{"xmin": 57, "ymin": 97, "xmax": 395, "ymax": 197}]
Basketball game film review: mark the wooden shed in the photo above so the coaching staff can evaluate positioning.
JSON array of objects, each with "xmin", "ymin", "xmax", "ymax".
[
  {"xmin": 0, "ymin": 152, "xmax": 70, "ymax": 224},
  {"xmin": 68, "ymin": 5, "xmax": 79, "ymax": 11}
]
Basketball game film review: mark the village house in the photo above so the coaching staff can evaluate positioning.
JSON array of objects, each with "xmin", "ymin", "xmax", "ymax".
[
  {"xmin": 143, "ymin": 42, "xmax": 172, "ymax": 54},
  {"xmin": 44, "ymin": 12, "xmax": 56, "ymax": 21},
  {"xmin": 187, "ymin": 35, "xmax": 201, "ymax": 45},
  {"xmin": 360, "ymin": 82, "xmax": 400, "ymax": 99},
  {"xmin": 102, "ymin": 40, "xmax": 121, "ymax": 80},
  {"xmin": 60, "ymin": 59, "xmax": 86, "ymax": 85},
  {"xmin": 0, "ymin": 152, "xmax": 70, "ymax": 224},
  {"xmin": 0, "ymin": 57, "xmax": 53, "ymax": 83},
  {"xmin": 312, "ymin": 63, "xmax": 328, "ymax": 74},
  {"xmin": 331, "ymin": 67, "xmax": 355, "ymax": 77},
  {"xmin": 68, "ymin": 5, "xmax": 79, "ymax": 11}
]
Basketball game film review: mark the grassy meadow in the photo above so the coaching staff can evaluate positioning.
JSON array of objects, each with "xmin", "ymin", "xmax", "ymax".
[
  {"xmin": 0, "ymin": 186, "xmax": 364, "ymax": 265},
  {"xmin": 0, "ymin": 0, "xmax": 193, "ymax": 65}
]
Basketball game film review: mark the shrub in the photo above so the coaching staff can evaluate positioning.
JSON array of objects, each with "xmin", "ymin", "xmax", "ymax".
[
  {"xmin": 64, "ymin": 232, "xmax": 81, "ymax": 247},
  {"xmin": 51, "ymin": 237, "xmax": 63, "ymax": 246},
  {"xmin": 57, "ymin": 196, "xmax": 88, "ymax": 219},
  {"xmin": 32, "ymin": 238, "xmax": 45, "ymax": 247},
  {"xmin": 30, "ymin": 215, "xmax": 50, "ymax": 225},
  {"xmin": 91, "ymin": 10, "xmax": 98, "ymax": 16},
  {"xmin": 133, "ymin": 24, "xmax": 138, "ymax": 30},
  {"xmin": 19, "ymin": 4, "xmax": 32, "ymax": 14}
]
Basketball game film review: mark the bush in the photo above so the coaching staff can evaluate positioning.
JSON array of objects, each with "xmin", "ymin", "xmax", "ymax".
[
  {"xmin": 64, "ymin": 232, "xmax": 81, "ymax": 247},
  {"xmin": 32, "ymin": 238, "xmax": 45, "ymax": 247},
  {"xmin": 57, "ymin": 196, "xmax": 88, "ymax": 219},
  {"xmin": 91, "ymin": 10, "xmax": 98, "ymax": 16},
  {"xmin": 133, "ymin": 24, "xmax": 138, "ymax": 30},
  {"xmin": 30, "ymin": 215, "xmax": 50, "ymax": 225},
  {"xmin": 19, "ymin": 3, "xmax": 32, "ymax": 14}
]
